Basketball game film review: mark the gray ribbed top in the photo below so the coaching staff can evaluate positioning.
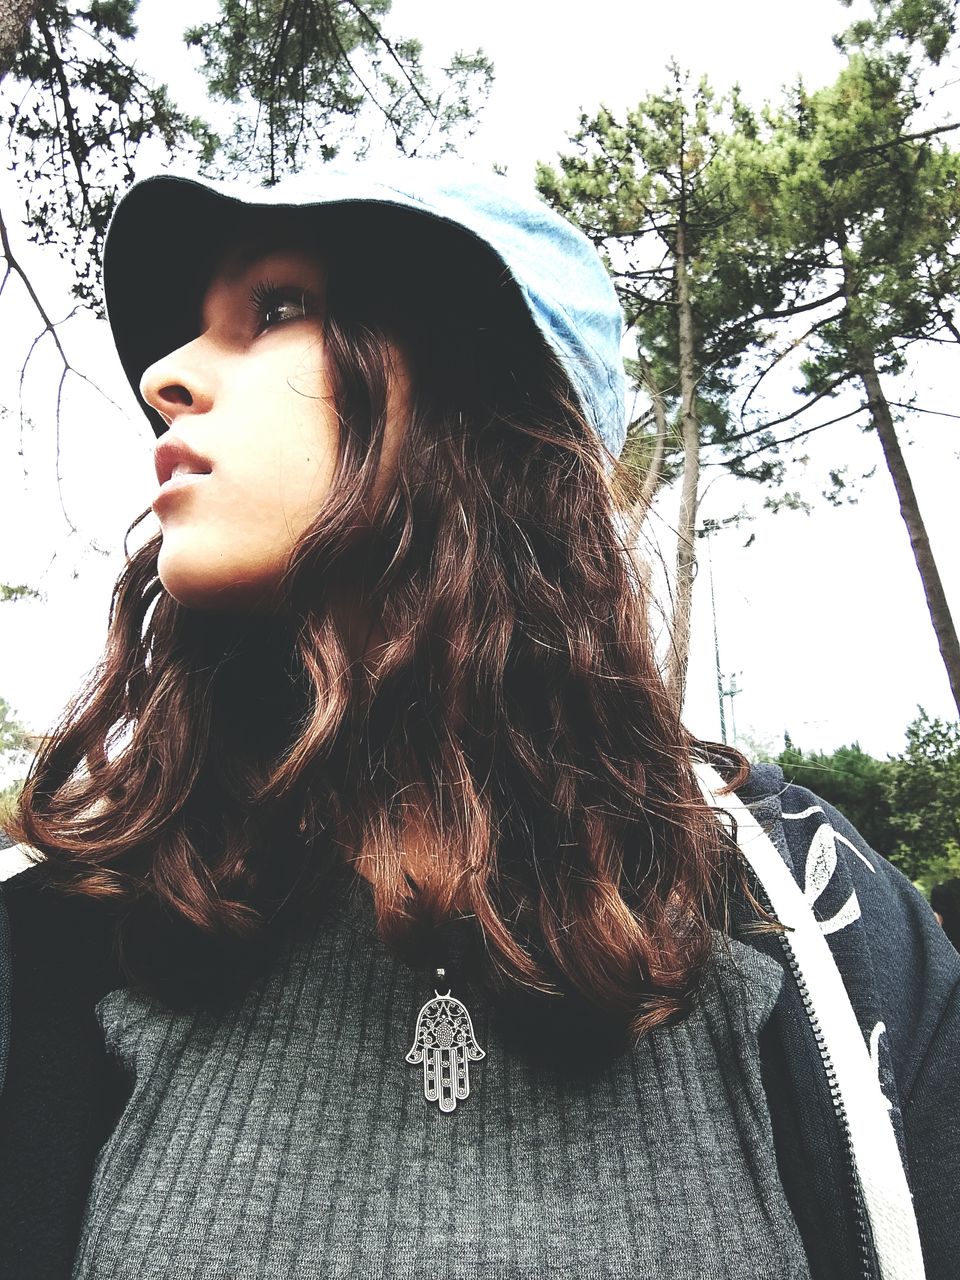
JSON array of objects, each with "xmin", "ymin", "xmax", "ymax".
[{"xmin": 71, "ymin": 882, "xmax": 811, "ymax": 1279}]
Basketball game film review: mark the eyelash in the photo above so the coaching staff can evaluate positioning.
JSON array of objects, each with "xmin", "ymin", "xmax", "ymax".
[{"xmin": 248, "ymin": 278, "xmax": 310, "ymax": 333}]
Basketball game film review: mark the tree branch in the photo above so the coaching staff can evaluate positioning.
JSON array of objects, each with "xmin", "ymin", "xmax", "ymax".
[
  {"xmin": 0, "ymin": 202, "xmax": 72, "ymax": 370},
  {"xmin": 337, "ymin": 0, "xmax": 434, "ymax": 116},
  {"xmin": 600, "ymin": 222, "xmax": 671, "ymax": 242},
  {"xmin": 706, "ymin": 404, "xmax": 867, "ymax": 460},
  {"xmin": 323, "ymin": 6, "xmax": 410, "ymax": 150},
  {"xmin": 888, "ymin": 401, "xmax": 960, "ymax": 421},
  {"xmin": 634, "ymin": 351, "xmax": 669, "ymax": 511},
  {"xmin": 0, "ymin": 202, "xmax": 124, "ymax": 540},
  {"xmin": 822, "ymin": 119, "xmax": 960, "ymax": 170},
  {"xmin": 738, "ymin": 313, "xmax": 840, "ymax": 420},
  {"xmin": 745, "ymin": 374, "xmax": 853, "ymax": 434},
  {"xmin": 36, "ymin": 14, "xmax": 94, "ymax": 229},
  {"xmin": 930, "ymin": 303, "xmax": 960, "ymax": 343},
  {"xmin": 748, "ymin": 287, "xmax": 846, "ymax": 324}
]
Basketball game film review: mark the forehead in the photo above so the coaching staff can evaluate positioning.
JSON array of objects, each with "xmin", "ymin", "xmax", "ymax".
[
  {"xmin": 200, "ymin": 202, "xmax": 324, "ymax": 277},
  {"xmin": 206, "ymin": 243, "xmax": 326, "ymax": 290},
  {"xmin": 198, "ymin": 222, "xmax": 328, "ymax": 325}
]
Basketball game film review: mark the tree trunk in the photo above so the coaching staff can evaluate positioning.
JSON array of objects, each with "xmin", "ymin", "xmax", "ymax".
[
  {"xmin": 636, "ymin": 352, "xmax": 669, "ymax": 512},
  {"xmin": 0, "ymin": 0, "xmax": 41, "ymax": 80},
  {"xmin": 857, "ymin": 352, "xmax": 960, "ymax": 716},
  {"xmin": 666, "ymin": 217, "xmax": 700, "ymax": 711},
  {"xmin": 839, "ymin": 246, "xmax": 960, "ymax": 717},
  {"xmin": 622, "ymin": 352, "xmax": 669, "ymax": 550}
]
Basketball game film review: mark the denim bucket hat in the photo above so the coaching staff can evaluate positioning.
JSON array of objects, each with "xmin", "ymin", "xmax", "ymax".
[{"xmin": 103, "ymin": 157, "xmax": 627, "ymax": 463}]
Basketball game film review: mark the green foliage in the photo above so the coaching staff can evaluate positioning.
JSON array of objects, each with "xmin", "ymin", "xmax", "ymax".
[
  {"xmin": 722, "ymin": 31, "xmax": 960, "ymax": 707},
  {"xmin": 837, "ymin": 0, "xmax": 957, "ymax": 64},
  {"xmin": 186, "ymin": 0, "xmax": 493, "ymax": 181},
  {"xmin": 0, "ymin": 696, "xmax": 29, "ymax": 756},
  {"xmin": 763, "ymin": 490, "xmax": 812, "ymax": 515},
  {"xmin": 823, "ymin": 464, "xmax": 876, "ymax": 506},
  {"xmin": 884, "ymin": 709, "xmax": 960, "ymax": 887},
  {"xmin": 0, "ymin": 698, "xmax": 30, "ymax": 836},
  {"xmin": 772, "ymin": 712, "xmax": 960, "ymax": 894},
  {"xmin": 7, "ymin": 0, "xmax": 216, "ymax": 309},
  {"xmin": 724, "ymin": 46, "xmax": 960, "ymax": 410},
  {"xmin": 4, "ymin": 0, "xmax": 492, "ymax": 307},
  {"xmin": 536, "ymin": 69, "xmax": 798, "ymax": 502},
  {"xmin": 0, "ymin": 583, "xmax": 41, "ymax": 602},
  {"xmin": 776, "ymin": 740, "xmax": 896, "ymax": 857},
  {"xmin": 0, "ymin": 778, "xmax": 24, "ymax": 833}
]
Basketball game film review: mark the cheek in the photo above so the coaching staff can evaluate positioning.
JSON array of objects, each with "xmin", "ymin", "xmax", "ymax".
[
  {"xmin": 232, "ymin": 354, "xmax": 339, "ymax": 515},
  {"xmin": 270, "ymin": 392, "xmax": 340, "ymax": 526}
]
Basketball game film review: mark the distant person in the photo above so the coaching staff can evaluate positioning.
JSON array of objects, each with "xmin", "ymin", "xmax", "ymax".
[
  {"xmin": 1, "ymin": 160, "xmax": 957, "ymax": 1279},
  {"xmin": 931, "ymin": 878, "xmax": 960, "ymax": 950}
]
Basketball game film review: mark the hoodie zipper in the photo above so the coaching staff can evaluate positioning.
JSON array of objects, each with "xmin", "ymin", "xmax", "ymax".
[{"xmin": 774, "ymin": 924, "xmax": 876, "ymax": 1280}]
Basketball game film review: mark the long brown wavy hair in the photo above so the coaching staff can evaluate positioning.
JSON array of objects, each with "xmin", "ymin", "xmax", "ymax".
[{"xmin": 14, "ymin": 206, "xmax": 750, "ymax": 1035}]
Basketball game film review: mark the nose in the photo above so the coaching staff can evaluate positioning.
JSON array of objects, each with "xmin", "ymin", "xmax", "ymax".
[{"xmin": 139, "ymin": 340, "xmax": 215, "ymax": 427}]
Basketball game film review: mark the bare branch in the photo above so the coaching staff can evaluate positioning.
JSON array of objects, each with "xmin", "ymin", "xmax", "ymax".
[
  {"xmin": 1, "ymin": 204, "xmax": 121, "ymax": 412},
  {"xmin": 1, "ymin": 202, "xmax": 124, "ymax": 544},
  {"xmin": 921, "ymin": 258, "xmax": 960, "ymax": 345},
  {"xmin": 618, "ymin": 266, "xmax": 672, "ymax": 282},
  {"xmin": 931, "ymin": 298, "xmax": 960, "ymax": 344},
  {"xmin": 888, "ymin": 401, "xmax": 960, "ymax": 421},
  {"xmin": 634, "ymin": 352, "xmax": 669, "ymax": 513},
  {"xmin": 0, "ymin": 202, "xmax": 72, "ymax": 370},
  {"xmin": 53, "ymin": 366, "xmax": 78, "ymax": 536},
  {"xmin": 738, "ymin": 313, "xmax": 840, "ymax": 420},
  {"xmin": 743, "ymin": 374, "xmax": 854, "ymax": 435},
  {"xmin": 705, "ymin": 404, "xmax": 867, "ymax": 461},
  {"xmin": 748, "ymin": 287, "xmax": 846, "ymax": 325}
]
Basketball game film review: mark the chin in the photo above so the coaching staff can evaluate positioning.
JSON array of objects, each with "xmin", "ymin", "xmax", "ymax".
[{"xmin": 157, "ymin": 549, "xmax": 277, "ymax": 614}]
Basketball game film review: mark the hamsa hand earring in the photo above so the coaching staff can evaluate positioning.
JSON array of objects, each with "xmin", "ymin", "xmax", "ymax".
[{"xmin": 406, "ymin": 967, "xmax": 485, "ymax": 1113}]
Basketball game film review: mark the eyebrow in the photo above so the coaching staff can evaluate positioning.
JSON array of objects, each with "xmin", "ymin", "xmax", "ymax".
[
  {"xmin": 198, "ymin": 248, "xmax": 323, "ymax": 329},
  {"xmin": 212, "ymin": 247, "xmax": 292, "ymax": 287},
  {"xmin": 217, "ymin": 220, "xmax": 324, "ymax": 276}
]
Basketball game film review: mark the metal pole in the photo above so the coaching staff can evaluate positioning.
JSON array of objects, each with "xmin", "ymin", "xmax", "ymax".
[{"xmin": 726, "ymin": 673, "xmax": 740, "ymax": 746}]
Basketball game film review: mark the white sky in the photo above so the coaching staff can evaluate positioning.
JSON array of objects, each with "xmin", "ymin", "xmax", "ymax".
[{"xmin": 0, "ymin": 0, "xmax": 957, "ymax": 763}]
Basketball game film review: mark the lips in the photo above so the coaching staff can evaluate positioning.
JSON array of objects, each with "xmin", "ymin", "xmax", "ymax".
[{"xmin": 153, "ymin": 436, "xmax": 213, "ymax": 488}]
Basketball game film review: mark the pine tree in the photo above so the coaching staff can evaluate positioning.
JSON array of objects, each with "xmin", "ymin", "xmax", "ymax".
[{"xmin": 724, "ymin": 19, "xmax": 960, "ymax": 712}]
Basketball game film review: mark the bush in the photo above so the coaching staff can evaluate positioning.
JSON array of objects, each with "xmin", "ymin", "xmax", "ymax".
[
  {"xmin": 884, "ymin": 710, "xmax": 960, "ymax": 892},
  {"xmin": 771, "ymin": 712, "xmax": 960, "ymax": 896},
  {"xmin": 0, "ymin": 778, "xmax": 24, "ymax": 845},
  {"xmin": 775, "ymin": 740, "xmax": 896, "ymax": 858}
]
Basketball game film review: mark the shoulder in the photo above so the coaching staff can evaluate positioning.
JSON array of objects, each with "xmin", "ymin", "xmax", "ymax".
[
  {"xmin": 737, "ymin": 762, "xmax": 960, "ymax": 1274},
  {"xmin": 1, "ymin": 857, "xmax": 120, "ymax": 1007},
  {"xmin": 0, "ymin": 863, "xmax": 127, "ymax": 1273},
  {"xmin": 1, "ymin": 859, "xmax": 120, "ymax": 1090},
  {"xmin": 1, "ymin": 856, "xmax": 116, "ymax": 971},
  {"xmin": 737, "ymin": 761, "xmax": 960, "ymax": 1103}
]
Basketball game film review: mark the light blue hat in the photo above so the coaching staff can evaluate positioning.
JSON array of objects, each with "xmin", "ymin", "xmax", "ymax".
[{"xmin": 103, "ymin": 158, "xmax": 626, "ymax": 462}]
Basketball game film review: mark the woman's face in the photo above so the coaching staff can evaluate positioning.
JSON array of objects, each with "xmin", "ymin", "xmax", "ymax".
[{"xmin": 140, "ymin": 242, "xmax": 404, "ymax": 612}]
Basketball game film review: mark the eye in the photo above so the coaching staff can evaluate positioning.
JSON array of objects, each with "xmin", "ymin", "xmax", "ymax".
[{"xmin": 248, "ymin": 279, "xmax": 314, "ymax": 334}]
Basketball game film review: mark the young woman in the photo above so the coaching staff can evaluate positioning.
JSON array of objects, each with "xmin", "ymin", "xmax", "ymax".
[{"xmin": 1, "ymin": 160, "xmax": 957, "ymax": 1280}]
